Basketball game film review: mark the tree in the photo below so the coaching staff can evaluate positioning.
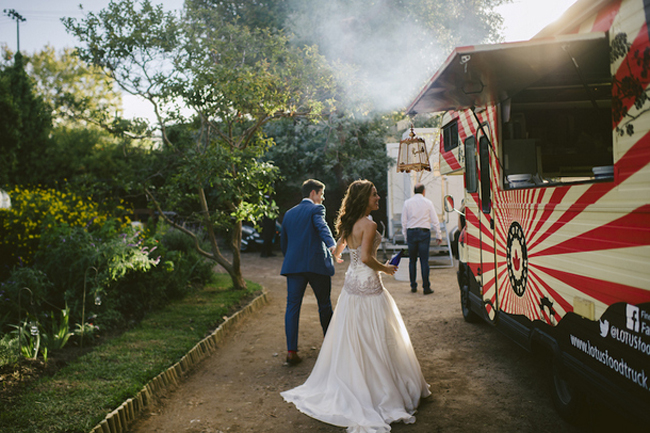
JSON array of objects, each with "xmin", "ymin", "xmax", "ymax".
[
  {"xmin": 0, "ymin": 52, "xmax": 52, "ymax": 186},
  {"xmin": 27, "ymin": 46, "xmax": 124, "ymax": 128},
  {"xmin": 264, "ymin": 112, "xmax": 395, "ymax": 228},
  {"xmin": 64, "ymin": 0, "xmax": 337, "ymax": 290},
  {"xmin": 203, "ymin": 0, "xmax": 509, "ymax": 113},
  {"xmin": 0, "ymin": 47, "xmax": 152, "ymax": 208},
  {"xmin": 187, "ymin": 0, "xmax": 507, "ymax": 227},
  {"xmin": 188, "ymin": 0, "xmax": 291, "ymax": 31}
]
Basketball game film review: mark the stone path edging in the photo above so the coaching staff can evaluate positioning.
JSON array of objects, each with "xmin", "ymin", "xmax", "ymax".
[{"xmin": 88, "ymin": 290, "xmax": 269, "ymax": 433}]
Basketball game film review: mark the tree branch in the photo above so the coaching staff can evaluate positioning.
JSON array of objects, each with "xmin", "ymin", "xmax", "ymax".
[{"xmin": 144, "ymin": 188, "xmax": 215, "ymax": 260}]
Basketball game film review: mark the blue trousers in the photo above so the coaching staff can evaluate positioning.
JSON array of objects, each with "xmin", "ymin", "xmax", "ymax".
[
  {"xmin": 407, "ymin": 228, "xmax": 431, "ymax": 291},
  {"xmin": 285, "ymin": 272, "xmax": 333, "ymax": 352}
]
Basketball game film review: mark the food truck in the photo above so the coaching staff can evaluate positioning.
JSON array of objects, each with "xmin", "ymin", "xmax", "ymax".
[{"xmin": 406, "ymin": 0, "xmax": 650, "ymax": 422}]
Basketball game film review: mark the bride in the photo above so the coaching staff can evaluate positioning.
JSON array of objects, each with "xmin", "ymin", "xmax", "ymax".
[{"xmin": 281, "ymin": 179, "xmax": 431, "ymax": 433}]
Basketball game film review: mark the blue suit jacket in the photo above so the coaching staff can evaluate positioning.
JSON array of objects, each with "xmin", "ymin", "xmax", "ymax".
[{"xmin": 280, "ymin": 200, "xmax": 336, "ymax": 276}]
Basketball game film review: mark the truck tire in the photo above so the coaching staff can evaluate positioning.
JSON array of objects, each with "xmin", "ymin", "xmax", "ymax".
[
  {"xmin": 460, "ymin": 282, "xmax": 480, "ymax": 323},
  {"xmin": 550, "ymin": 356, "xmax": 584, "ymax": 422}
]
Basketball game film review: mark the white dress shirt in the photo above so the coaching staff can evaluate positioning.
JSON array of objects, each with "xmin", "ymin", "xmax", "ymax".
[{"xmin": 401, "ymin": 193, "xmax": 442, "ymax": 240}]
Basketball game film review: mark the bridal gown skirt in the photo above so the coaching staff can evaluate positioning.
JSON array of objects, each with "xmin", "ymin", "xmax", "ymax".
[{"xmin": 281, "ymin": 268, "xmax": 431, "ymax": 433}]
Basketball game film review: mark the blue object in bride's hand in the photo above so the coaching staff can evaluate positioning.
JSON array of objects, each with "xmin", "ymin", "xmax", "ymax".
[{"xmin": 389, "ymin": 250, "xmax": 404, "ymax": 266}]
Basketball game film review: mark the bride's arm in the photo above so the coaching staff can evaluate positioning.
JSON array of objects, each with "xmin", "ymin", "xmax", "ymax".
[
  {"xmin": 359, "ymin": 221, "xmax": 397, "ymax": 275},
  {"xmin": 333, "ymin": 237, "xmax": 346, "ymax": 263}
]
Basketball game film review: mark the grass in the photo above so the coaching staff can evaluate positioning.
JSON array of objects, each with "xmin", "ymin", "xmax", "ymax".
[{"xmin": 0, "ymin": 273, "xmax": 262, "ymax": 433}]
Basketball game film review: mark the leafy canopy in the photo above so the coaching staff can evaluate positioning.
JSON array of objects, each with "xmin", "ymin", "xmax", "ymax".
[{"xmin": 63, "ymin": 0, "xmax": 339, "ymax": 290}]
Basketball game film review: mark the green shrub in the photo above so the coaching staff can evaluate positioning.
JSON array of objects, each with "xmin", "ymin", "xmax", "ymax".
[
  {"xmin": 0, "ymin": 333, "xmax": 20, "ymax": 366},
  {"xmin": 0, "ymin": 185, "xmax": 129, "ymax": 275},
  {"xmin": 34, "ymin": 223, "xmax": 160, "ymax": 332},
  {"xmin": 0, "ymin": 268, "xmax": 54, "ymax": 335},
  {"xmin": 1, "ymin": 219, "xmax": 214, "ymax": 351}
]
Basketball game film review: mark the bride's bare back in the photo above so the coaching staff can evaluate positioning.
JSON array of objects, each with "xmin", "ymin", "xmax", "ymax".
[{"xmin": 343, "ymin": 217, "xmax": 396, "ymax": 276}]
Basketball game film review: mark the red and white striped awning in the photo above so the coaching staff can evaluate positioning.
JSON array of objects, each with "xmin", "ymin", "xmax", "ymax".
[{"xmin": 406, "ymin": 32, "xmax": 609, "ymax": 114}]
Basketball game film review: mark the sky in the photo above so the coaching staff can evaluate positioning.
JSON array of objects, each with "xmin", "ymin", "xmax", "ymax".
[{"xmin": 0, "ymin": 0, "xmax": 578, "ymax": 120}]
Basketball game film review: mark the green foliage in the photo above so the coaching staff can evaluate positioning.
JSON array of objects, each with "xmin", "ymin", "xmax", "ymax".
[
  {"xmin": 29, "ymin": 221, "xmax": 212, "ymax": 332},
  {"xmin": 62, "ymin": 0, "xmax": 339, "ymax": 290},
  {"xmin": 62, "ymin": 0, "xmax": 183, "ymax": 127},
  {"xmin": 28, "ymin": 124, "xmax": 152, "ymax": 205},
  {"xmin": 158, "ymin": 142, "xmax": 281, "ymax": 230},
  {"xmin": 0, "ymin": 53, "xmax": 53, "ymax": 185},
  {"xmin": 44, "ymin": 306, "xmax": 73, "ymax": 351},
  {"xmin": 0, "ymin": 333, "xmax": 20, "ymax": 366},
  {"xmin": 73, "ymin": 321, "xmax": 100, "ymax": 344},
  {"xmin": 264, "ymin": 112, "xmax": 394, "ymax": 224},
  {"xmin": 9, "ymin": 318, "xmax": 42, "ymax": 360},
  {"xmin": 26, "ymin": 46, "xmax": 123, "ymax": 126},
  {"xmin": 33, "ymin": 223, "xmax": 159, "ymax": 331},
  {"xmin": 188, "ymin": 0, "xmax": 291, "ymax": 30},
  {"xmin": 0, "ymin": 275, "xmax": 262, "ymax": 433},
  {"xmin": 0, "ymin": 269, "xmax": 54, "ymax": 332},
  {"xmin": 1, "ymin": 213, "xmax": 214, "ymax": 345},
  {"xmin": 0, "ymin": 185, "xmax": 123, "ymax": 272}
]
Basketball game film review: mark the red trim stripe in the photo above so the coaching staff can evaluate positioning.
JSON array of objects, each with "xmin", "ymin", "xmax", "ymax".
[
  {"xmin": 591, "ymin": 0, "xmax": 622, "ymax": 32},
  {"xmin": 527, "ymin": 270, "xmax": 575, "ymax": 314},
  {"xmin": 527, "ymin": 182, "xmax": 617, "ymax": 251},
  {"xmin": 442, "ymin": 150, "xmax": 462, "ymax": 171},
  {"xmin": 531, "ymin": 204, "xmax": 650, "ymax": 257},
  {"xmin": 527, "ymin": 188, "xmax": 570, "ymax": 249},
  {"xmin": 617, "ymin": 129, "xmax": 650, "ymax": 184},
  {"xmin": 532, "ymin": 264, "xmax": 650, "ymax": 306}
]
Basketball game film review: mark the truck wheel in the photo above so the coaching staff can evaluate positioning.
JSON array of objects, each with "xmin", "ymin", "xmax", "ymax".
[
  {"xmin": 460, "ymin": 283, "xmax": 480, "ymax": 323},
  {"xmin": 550, "ymin": 356, "xmax": 584, "ymax": 422}
]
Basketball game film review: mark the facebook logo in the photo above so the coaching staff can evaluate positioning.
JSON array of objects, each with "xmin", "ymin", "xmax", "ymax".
[{"xmin": 626, "ymin": 304, "xmax": 640, "ymax": 332}]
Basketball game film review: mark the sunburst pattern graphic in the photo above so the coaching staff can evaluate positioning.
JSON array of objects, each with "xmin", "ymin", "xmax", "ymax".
[{"xmin": 443, "ymin": 65, "xmax": 650, "ymax": 328}]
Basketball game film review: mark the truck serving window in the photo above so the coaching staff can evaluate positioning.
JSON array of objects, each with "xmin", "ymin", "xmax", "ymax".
[
  {"xmin": 443, "ymin": 119, "xmax": 459, "ymax": 152},
  {"xmin": 502, "ymin": 87, "xmax": 613, "ymax": 189},
  {"xmin": 404, "ymin": 32, "xmax": 613, "ymax": 191}
]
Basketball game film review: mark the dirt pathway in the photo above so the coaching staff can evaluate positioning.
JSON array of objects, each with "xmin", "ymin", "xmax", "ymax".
[{"xmin": 127, "ymin": 253, "xmax": 633, "ymax": 433}]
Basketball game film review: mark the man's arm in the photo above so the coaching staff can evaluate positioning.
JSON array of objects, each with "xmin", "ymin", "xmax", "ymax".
[{"xmin": 312, "ymin": 205, "xmax": 336, "ymax": 249}]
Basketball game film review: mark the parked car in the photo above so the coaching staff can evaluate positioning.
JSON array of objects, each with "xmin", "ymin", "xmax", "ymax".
[{"xmin": 240, "ymin": 221, "xmax": 281, "ymax": 252}]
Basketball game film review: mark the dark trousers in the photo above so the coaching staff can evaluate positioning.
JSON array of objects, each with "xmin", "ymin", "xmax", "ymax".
[
  {"xmin": 407, "ymin": 228, "xmax": 431, "ymax": 291},
  {"xmin": 285, "ymin": 272, "xmax": 333, "ymax": 352},
  {"xmin": 261, "ymin": 217, "xmax": 275, "ymax": 257}
]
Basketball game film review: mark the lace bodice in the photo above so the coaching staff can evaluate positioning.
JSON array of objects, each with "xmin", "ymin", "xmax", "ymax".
[{"xmin": 343, "ymin": 231, "xmax": 385, "ymax": 296}]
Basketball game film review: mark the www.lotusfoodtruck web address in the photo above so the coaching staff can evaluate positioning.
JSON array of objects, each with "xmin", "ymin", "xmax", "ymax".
[{"xmin": 570, "ymin": 334, "xmax": 648, "ymax": 391}]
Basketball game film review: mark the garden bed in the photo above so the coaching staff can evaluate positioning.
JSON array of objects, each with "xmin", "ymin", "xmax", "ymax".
[{"xmin": 0, "ymin": 273, "xmax": 262, "ymax": 433}]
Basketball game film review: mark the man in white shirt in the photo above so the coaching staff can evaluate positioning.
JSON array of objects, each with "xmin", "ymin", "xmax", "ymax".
[{"xmin": 401, "ymin": 183, "xmax": 442, "ymax": 294}]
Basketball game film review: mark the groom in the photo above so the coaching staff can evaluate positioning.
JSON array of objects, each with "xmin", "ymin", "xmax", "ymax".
[{"xmin": 281, "ymin": 179, "xmax": 336, "ymax": 365}]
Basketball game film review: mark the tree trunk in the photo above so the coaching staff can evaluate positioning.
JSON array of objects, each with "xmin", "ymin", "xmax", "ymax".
[
  {"xmin": 228, "ymin": 219, "xmax": 247, "ymax": 290},
  {"xmin": 196, "ymin": 187, "xmax": 247, "ymax": 291},
  {"xmin": 146, "ymin": 187, "xmax": 248, "ymax": 291}
]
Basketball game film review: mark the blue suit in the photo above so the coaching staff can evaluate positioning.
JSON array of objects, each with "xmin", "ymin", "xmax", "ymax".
[{"xmin": 281, "ymin": 199, "xmax": 336, "ymax": 352}]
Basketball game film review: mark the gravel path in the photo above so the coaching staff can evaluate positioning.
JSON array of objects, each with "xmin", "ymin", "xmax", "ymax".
[{"xmin": 127, "ymin": 252, "xmax": 637, "ymax": 433}]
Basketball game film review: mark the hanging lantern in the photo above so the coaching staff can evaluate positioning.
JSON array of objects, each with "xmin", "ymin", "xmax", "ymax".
[{"xmin": 396, "ymin": 126, "xmax": 431, "ymax": 173}]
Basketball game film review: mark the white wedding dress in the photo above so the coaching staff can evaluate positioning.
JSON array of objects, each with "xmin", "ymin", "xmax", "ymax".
[{"xmin": 281, "ymin": 232, "xmax": 431, "ymax": 433}]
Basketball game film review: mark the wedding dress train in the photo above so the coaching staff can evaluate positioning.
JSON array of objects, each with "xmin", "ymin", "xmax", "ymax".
[{"xmin": 281, "ymin": 232, "xmax": 431, "ymax": 433}]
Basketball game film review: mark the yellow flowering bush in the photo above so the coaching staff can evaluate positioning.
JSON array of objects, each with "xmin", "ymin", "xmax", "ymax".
[{"xmin": 0, "ymin": 185, "xmax": 129, "ymax": 269}]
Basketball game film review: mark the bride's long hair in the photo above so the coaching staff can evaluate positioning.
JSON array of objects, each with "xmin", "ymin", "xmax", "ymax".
[{"xmin": 335, "ymin": 179, "xmax": 375, "ymax": 241}]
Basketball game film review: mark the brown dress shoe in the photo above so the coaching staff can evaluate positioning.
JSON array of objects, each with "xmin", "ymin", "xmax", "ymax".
[{"xmin": 286, "ymin": 351, "xmax": 302, "ymax": 365}]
